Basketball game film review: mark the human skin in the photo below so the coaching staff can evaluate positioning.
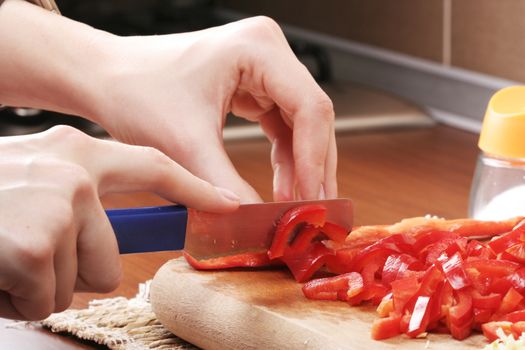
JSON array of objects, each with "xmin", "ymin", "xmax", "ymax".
[
  {"xmin": 0, "ymin": 0, "xmax": 337, "ymax": 203},
  {"xmin": 0, "ymin": 0, "xmax": 337, "ymax": 320}
]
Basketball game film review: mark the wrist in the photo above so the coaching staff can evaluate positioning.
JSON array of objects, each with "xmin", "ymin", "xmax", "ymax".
[{"xmin": 0, "ymin": 0, "xmax": 117, "ymax": 119}]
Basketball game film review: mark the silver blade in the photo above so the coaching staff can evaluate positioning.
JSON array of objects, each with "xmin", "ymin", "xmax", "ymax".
[{"xmin": 184, "ymin": 198, "xmax": 353, "ymax": 259}]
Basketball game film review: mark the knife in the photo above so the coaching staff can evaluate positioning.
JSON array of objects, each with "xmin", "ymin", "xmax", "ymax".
[{"xmin": 106, "ymin": 198, "xmax": 353, "ymax": 259}]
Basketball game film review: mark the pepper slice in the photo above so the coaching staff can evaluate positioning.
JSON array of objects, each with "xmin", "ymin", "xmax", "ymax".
[
  {"xmin": 183, "ymin": 251, "xmax": 272, "ymax": 270},
  {"xmin": 281, "ymin": 242, "xmax": 333, "ymax": 282},
  {"xmin": 288, "ymin": 221, "xmax": 348, "ymax": 253},
  {"xmin": 371, "ymin": 314, "xmax": 402, "ymax": 340},
  {"xmin": 302, "ymin": 271, "xmax": 363, "ymax": 301},
  {"xmin": 268, "ymin": 204, "xmax": 327, "ymax": 260},
  {"xmin": 439, "ymin": 252, "xmax": 471, "ymax": 290}
]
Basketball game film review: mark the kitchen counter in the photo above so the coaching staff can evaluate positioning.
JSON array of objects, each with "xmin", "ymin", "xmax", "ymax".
[{"xmin": 0, "ymin": 124, "xmax": 480, "ymax": 349}]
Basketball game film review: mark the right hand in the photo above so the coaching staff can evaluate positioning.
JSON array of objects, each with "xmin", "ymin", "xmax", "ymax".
[{"xmin": 0, "ymin": 125, "xmax": 239, "ymax": 321}]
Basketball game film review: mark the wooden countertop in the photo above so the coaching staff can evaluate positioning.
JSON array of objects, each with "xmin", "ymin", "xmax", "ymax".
[{"xmin": 0, "ymin": 124, "xmax": 480, "ymax": 349}]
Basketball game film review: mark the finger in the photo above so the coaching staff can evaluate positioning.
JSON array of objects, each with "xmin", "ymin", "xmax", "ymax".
[
  {"xmin": 259, "ymin": 108, "xmax": 295, "ymax": 201},
  {"xmin": 247, "ymin": 42, "xmax": 334, "ymax": 199},
  {"xmin": 81, "ymin": 139, "xmax": 242, "ymax": 212},
  {"xmin": 167, "ymin": 134, "xmax": 263, "ymax": 204},
  {"xmin": 1, "ymin": 253, "xmax": 56, "ymax": 320},
  {"xmin": 73, "ymin": 189, "xmax": 121, "ymax": 293},
  {"xmin": 292, "ymin": 103, "xmax": 332, "ymax": 200},
  {"xmin": 324, "ymin": 125, "xmax": 338, "ymax": 199},
  {"xmin": 230, "ymin": 89, "xmax": 275, "ymax": 122},
  {"xmin": 0, "ymin": 292, "xmax": 21, "ymax": 320},
  {"xmin": 53, "ymin": 228, "xmax": 78, "ymax": 312}
]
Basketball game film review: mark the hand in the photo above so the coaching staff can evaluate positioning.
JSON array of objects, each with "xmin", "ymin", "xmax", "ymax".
[
  {"xmin": 0, "ymin": 126, "xmax": 239, "ymax": 320},
  {"xmin": 89, "ymin": 17, "xmax": 337, "ymax": 203}
]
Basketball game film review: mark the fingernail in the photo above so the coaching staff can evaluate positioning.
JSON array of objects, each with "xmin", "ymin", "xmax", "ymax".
[
  {"xmin": 318, "ymin": 184, "xmax": 326, "ymax": 200},
  {"xmin": 216, "ymin": 186, "xmax": 240, "ymax": 202}
]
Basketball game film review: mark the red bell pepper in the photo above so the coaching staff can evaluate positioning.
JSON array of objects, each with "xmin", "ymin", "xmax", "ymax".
[
  {"xmin": 407, "ymin": 295, "xmax": 431, "ymax": 337},
  {"xmin": 471, "ymin": 291, "xmax": 502, "ymax": 310},
  {"xmin": 185, "ymin": 208, "xmax": 525, "ymax": 344},
  {"xmin": 466, "ymin": 240, "xmax": 495, "ymax": 259},
  {"xmin": 448, "ymin": 289, "xmax": 473, "ymax": 328},
  {"xmin": 281, "ymin": 242, "xmax": 333, "ymax": 282},
  {"xmin": 268, "ymin": 204, "xmax": 327, "ymax": 260},
  {"xmin": 376, "ymin": 293, "xmax": 394, "ymax": 317},
  {"xmin": 503, "ymin": 242, "xmax": 525, "ymax": 265},
  {"xmin": 482, "ymin": 321, "xmax": 515, "ymax": 342},
  {"xmin": 302, "ymin": 271, "xmax": 363, "ymax": 301},
  {"xmin": 439, "ymin": 252, "xmax": 472, "ymax": 290},
  {"xmin": 183, "ymin": 251, "xmax": 272, "ymax": 270},
  {"xmin": 467, "ymin": 257, "xmax": 520, "ymax": 278},
  {"xmin": 381, "ymin": 254, "xmax": 419, "ymax": 287},
  {"xmin": 501, "ymin": 309, "xmax": 525, "ymax": 323},
  {"xmin": 413, "ymin": 230, "xmax": 459, "ymax": 252},
  {"xmin": 288, "ymin": 221, "xmax": 348, "ymax": 253},
  {"xmin": 286, "ymin": 225, "xmax": 321, "ymax": 253},
  {"xmin": 391, "ymin": 276, "xmax": 420, "ymax": 314},
  {"xmin": 488, "ymin": 219, "xmax": 525, "ymax": 254},
  {"xmin": 473, "ymin": 307, "xmax": 493, "ymax": 326},
  {"xmin": 351, "ymin": 234, "xmax": 415, "ymax": 272},
  {"xmin": 371, "ymin": 314, "xmax": 402, "ymax": 340},
  {"xmin": 495, "ymin": 287, "xmax": 524, "ymax": 316}
]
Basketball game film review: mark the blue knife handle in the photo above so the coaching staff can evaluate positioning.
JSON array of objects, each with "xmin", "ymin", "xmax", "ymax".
[{"xmin": 106, "ymin": 205, "xmax": 188, "ymax": 254}]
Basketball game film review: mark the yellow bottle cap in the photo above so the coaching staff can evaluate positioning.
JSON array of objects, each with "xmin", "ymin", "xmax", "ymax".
[{"xmin": 479, "ymin": 86, "xmax": 525, "ymax": 159}]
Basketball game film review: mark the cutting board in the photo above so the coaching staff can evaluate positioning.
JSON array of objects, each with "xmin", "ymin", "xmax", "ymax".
[{"xmin": 150, "ymin": 258, "xmax": 487, "ymax": 350}]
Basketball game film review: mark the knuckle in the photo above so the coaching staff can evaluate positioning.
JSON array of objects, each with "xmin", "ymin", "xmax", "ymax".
[
  {"xmin": 46, "ymin": 200, "xmax": 75, "ymax": 232},
  {"xmin": 59, "ymin": 163, "xmax": 94, "ymax": 194},
  {"xmin": 45, "ymin": 125, "xmax": 92, "ymax": 149},
  {"xmin": 15, "ymin": 242, "xmax": 53, "ymax": 272},
  {"xmin": 311, "ymin": 92, "xmax": 335, "ymax": 122},
  {"xmin": 142, "ymin": 146, "xmax": 173, "ymax": 174},
  {"xmin": 45, "ymin": 125, "xmax": 85, "ymax": 141},
  {"xmin": 241, "ymin": 16, "xmax": 284, "ymax": 42}
]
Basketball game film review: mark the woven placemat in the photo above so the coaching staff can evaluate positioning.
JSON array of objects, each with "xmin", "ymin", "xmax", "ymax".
[{"xmin": 41, "ymin": 282, "xmax": 199, "ymax": 350}]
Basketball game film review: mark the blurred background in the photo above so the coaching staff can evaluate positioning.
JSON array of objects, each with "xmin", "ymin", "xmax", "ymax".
[{"xmin": 2, "ymin": 0, "xmax": 521, "ymax": 139}]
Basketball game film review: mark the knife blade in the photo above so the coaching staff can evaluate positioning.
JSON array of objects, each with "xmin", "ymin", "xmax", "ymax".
[{"xmin": 106, "ymin": 199, "xmax": 353, "ymax": 257}]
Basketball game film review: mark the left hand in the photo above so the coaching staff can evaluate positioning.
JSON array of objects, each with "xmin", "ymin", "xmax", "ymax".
[{"xmin": 89, "ymin": 16, "xmax": 337, "ymax": 203}]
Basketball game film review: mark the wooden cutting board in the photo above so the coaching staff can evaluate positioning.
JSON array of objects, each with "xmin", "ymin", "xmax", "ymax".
[{"xmin": 150, "ymin": 258, "xmax": 487, "ymax": 350}]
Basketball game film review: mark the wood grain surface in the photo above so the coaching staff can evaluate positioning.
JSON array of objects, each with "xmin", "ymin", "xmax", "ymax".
[{"xmin": 0, "ymin": 125, "xmax": 482, "ymax": 349}]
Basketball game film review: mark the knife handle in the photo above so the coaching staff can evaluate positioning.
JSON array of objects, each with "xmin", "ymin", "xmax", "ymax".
[{"xmin": 106, "ymin": 205, "xmax": 187, "ymax": 254}]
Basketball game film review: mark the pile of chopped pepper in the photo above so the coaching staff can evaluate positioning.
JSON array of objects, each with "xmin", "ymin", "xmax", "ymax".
[{"xmin": 184, "ymin": 204, "xmax": 525, "ymax": 343}]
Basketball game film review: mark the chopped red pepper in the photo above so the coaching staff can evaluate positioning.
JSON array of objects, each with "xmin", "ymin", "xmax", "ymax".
[
  {"xmin": 391, "ymin": 276, "xmax": 420, "ymax": 314},
  {"xmin": 183, "ymin": 251, "xmax": 271, "ymax": 270},
  {"xmin": 495, "ymin": 287, "xmax": 524, "ymax": 316},
  {"xmin": 439, "ymin": 252, "xmax": 472, "ymax": 290},
  {"xmin": 482, "ymin": 321, "xmax": 515, "ymax": 342},
  {"xmin": 184, "ymin": 207, "xmax": 525, "ymax": 344},
  {"xmin": 407, "ymin": 295, "xmax": 431, "ymax": 337},
  {"xmin": 503, "ymin": 242, "xmax": 525, "ymax": 265},
  {"xmin": 268, "ymin": 204, "xmax": 327, "ymax": 260},
  {"xmin": 471, "ymin": 290, "xmax": 502, "ymax": 310},
  {"xmin": 281, "ymin": 242, "xmax": 333, "ymax": 282},
  {"xmin": 381, "ymin": 254, "xmax": 419, "ymax": 287},
  {"xmin": 448, "ymin": 289, "xmax": 473, "ymax": 331},
  {"xmin": 371, "ymin": 314, "xmax": 402, "ymax": 340},
  {"xmin": 501, "ymin": 309, "xmax": 525, "ymax": 323},
  {"xmin": 488, "ymin": 219, "xmax": 525, "ymax": 254}
]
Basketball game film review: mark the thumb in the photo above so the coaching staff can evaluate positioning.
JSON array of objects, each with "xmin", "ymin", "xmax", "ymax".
[{"xmin": 81, "ymin": 139, "xmax": 241, "ymax": 212}]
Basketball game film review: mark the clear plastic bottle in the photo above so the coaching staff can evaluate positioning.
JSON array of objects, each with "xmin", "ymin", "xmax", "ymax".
[{"xmin": 469, "ymin": 86, "xmax": 525, "ymax": 220}]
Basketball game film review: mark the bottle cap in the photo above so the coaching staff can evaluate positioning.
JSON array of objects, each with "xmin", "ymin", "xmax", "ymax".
[{"xmin": 479, "ymin": 86, "xmax": 525, "ymax": 159}]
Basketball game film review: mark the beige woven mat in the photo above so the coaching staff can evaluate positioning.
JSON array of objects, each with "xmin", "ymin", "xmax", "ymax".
[{"xmin": 41, "ymin": 282, "xmax": 199, "ymax": 350}]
